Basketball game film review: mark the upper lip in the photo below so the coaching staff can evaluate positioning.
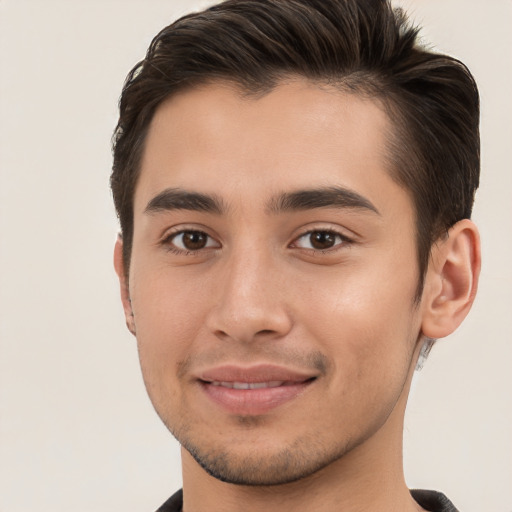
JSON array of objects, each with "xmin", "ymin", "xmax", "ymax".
[{"xmin": 197, "ymin": 364, "xmax": 317, "ymax": 384}]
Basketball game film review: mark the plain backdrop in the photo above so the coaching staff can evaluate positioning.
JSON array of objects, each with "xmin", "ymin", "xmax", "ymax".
[{"xmin": 0, "ymin": 1, "xmax": 511, "ymax": 511}]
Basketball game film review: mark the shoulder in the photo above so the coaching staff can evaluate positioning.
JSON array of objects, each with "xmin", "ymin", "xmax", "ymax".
[
  {"xmin": 155, "ymin": 489, "xmax": 183, "ymax": 512},
  {"xmin": 410, "ymin": 489, "xmax": 459, "ymax": 512},
  {"xmin": 155, "ymin": 488, "xmax": 458, "ymax": 512}
]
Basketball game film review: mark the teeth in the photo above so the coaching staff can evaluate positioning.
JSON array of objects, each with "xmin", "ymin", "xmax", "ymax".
[{"xmin": 210, "ymin": 380, "xmax": 285, "ymax": 389}]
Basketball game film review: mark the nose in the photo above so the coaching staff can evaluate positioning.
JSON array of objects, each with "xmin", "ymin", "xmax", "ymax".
[{"xmin": 205, "ymin": 246, "xmax": 293, "ymax": 344}]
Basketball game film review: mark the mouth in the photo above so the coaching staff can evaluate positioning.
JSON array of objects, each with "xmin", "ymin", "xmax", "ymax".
[
  {"xmin": 197, "ymin": 365, "xmax": 317, "ymax": 415},
  {"xmin": 208, "ymin": 380, "xmax": 301, "ymax": 389}
]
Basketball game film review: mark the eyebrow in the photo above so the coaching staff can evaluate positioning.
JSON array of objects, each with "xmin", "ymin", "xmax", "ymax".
[
  {"xmin": 144, "ymin": 185, "xmax": 379, "ymax": 217},
  {"xmin": 144, "ymin": 188, "xmax": 225, "ymax": 215},
  {"xmin": 266, "ymin": 186, "xmax": 380, "ymax": 215}
]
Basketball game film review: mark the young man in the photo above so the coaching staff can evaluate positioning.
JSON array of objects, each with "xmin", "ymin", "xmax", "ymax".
[{"xmin": 111, "ymin": 1, "xmax": 480, "ymax": 510}]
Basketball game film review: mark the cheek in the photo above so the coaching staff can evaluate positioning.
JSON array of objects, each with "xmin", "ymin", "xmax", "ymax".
[
  {"xmin": 130, "ymin": 270, "xmax": 208, "ymax": 380},
  {"xmin": 296, "ymin": 268, "xmax": 420, "ymax": 429},
  {"xmin": 296, "ymin": 257, "xmax": 420, "ymax": 373},
  {"xmin": 130, "ymin": 274, "xmax": 210, "ymax": 424}
]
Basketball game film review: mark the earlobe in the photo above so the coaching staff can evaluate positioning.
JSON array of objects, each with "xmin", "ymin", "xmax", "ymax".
[
  {"xmin": 113, "ymin": 236, "xmax": 137, "ymax": 336},
  {"xmin": 421, "ymin": 219, "xmax": 481, "ymax": 339}
]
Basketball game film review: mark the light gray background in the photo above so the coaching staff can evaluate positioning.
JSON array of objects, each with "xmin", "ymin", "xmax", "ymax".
[{"xmin": 0, "ymin": 1, "xmax": 510, "ymax": 511}]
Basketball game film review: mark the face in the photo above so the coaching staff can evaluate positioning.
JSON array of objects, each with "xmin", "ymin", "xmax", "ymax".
[{"xmin": 121, "ymin": 80, "xmax": 426, "ymax": 485}]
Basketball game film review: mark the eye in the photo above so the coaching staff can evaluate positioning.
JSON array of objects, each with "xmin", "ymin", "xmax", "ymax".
[
  {"xmin": 293, "ymin": 230, "xmax": 348, "ymax": 251},
  {"xmin": 166, "ymin": 230, "xmax": 219, "ymax": 252}
]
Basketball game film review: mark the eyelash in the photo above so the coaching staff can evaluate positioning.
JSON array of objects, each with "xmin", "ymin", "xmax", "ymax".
[
  {"xmin": 161, "ymin": 228, "xmax": 353, "ymax": 256},
  {"xmin": 291, "ymin": 229, "xmax": 352, "ymax": 253},
  {"xmin": 162, "ymin": 229, "xmax": 219, "ymax": 256}
]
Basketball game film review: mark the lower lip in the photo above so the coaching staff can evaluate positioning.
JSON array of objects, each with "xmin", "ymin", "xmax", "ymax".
[{"xmin": 200, "ymin": 380, "xmax": 314, "ymax": 415}]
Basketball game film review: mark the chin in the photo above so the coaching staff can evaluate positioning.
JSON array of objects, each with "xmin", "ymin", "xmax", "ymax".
[{"xmin": 177, "ymin": 428, "xmax": 354, "ymax": 486}]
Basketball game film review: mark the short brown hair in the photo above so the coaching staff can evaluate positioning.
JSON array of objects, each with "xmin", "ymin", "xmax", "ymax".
[{"xmin": 111, "ymin": 0, "xmax": 480, "ymax": 294}]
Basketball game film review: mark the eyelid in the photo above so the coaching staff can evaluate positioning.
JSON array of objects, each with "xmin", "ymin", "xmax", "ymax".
[
  {"xmin": 290, "ymin": 226, "xmax": 354, "ymax": 252},
  {"xmin": 158, "ymin": 224, "xmax": 355, "ymax": 256},
  {"xmin": 160, "ymin": 225, "xmax": 221, "ymax": 254},
  {"xmin": 159, "ymin": 223, "xmax": 218, "ymax": 242},
  {"xmin": 172, "ymin": 231, "xmax": 219, "ymax": 249}
]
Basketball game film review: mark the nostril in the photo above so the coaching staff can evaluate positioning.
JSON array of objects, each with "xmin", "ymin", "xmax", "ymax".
[{"xmin": 256, "ymin": 329, "xmax": 276, "ymax": 336}]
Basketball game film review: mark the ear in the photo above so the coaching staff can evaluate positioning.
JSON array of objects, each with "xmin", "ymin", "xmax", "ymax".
[
  {"xmin": 113, "ymin": 236, "xmax": 136, "ymax": 336},
  {"xmin": 421, "ymin": 219, "xmax": 481, "ymax": 339}
]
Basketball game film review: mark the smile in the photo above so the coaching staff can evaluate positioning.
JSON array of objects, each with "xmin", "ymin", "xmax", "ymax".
[
  {"xmin": 209, "ymin": 380, "xmax": 293, "ymax": 389},
  {"xmin": 196, "ymin": 365, "xmax": 317, "ymax": 415}
]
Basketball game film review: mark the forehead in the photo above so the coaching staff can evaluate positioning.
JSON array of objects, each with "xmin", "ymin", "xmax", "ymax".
[{"xmin": 135, "ymin": 79, "xmax": 405, "ymax": 216}]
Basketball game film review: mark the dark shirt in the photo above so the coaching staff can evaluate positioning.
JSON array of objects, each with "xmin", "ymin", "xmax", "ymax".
[
  {"xmin": 156, "ymin": 488, "xmax": 459, "ymax": 511},
  {"xmin": 411, "ymin": 489, "xmax": 459, "ymax": 511}
]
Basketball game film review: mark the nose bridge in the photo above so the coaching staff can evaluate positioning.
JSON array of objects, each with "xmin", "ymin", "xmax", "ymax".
[
  {"xmin": 227, "ymin": 241, "xmax": 270, "ymax": 301},
  {"xmin": 207, "ymin": 236, "xmax": 292, "ymax": 342}
]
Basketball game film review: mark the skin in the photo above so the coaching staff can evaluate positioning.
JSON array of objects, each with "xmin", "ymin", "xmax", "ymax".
[{"xmin": 114, "ymin": 79, "xmax": 480, "ymax": 512}]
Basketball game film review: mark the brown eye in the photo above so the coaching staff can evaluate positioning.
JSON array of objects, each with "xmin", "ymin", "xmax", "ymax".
[
  {"xmin": 294, "ymin": 230, "xmax": 347, "ymax": 251},
  {"xmin": 168, "ymin": 230, "xmax": 219, "ymax": 252},
  {"xmin": 182, "ymin": 231, "xmax": 207, "ymax": 250},
  {"xmin": 309, "ymin": 231, "xmax": 336, "ymax": 249}
]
